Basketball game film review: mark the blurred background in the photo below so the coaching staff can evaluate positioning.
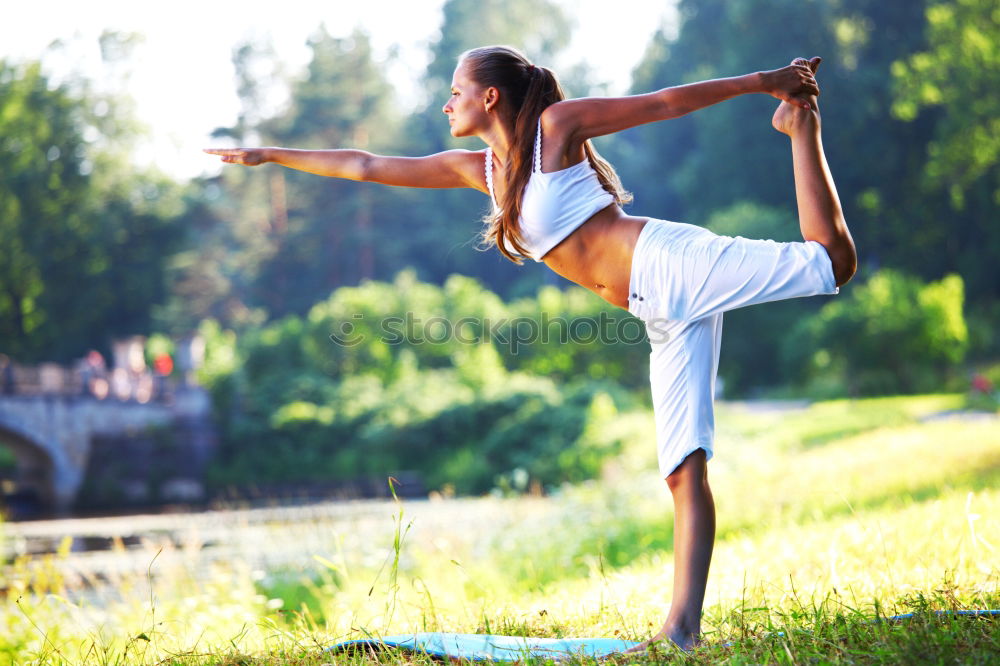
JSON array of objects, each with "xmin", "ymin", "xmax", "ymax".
[{"xmin": 1, "ymin": 0, "xmax": 997, "ymax": 518}]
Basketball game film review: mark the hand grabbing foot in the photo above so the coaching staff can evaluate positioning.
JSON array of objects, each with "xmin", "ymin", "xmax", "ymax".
[{"xmin": 772, "ymin": 57, "xmax": 822, "ymax": 136}]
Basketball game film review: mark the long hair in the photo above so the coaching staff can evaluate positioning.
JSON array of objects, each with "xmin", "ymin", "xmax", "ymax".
[{"xmin": 461, "ymin": 46, "xmax": 632, "ymax": 264}]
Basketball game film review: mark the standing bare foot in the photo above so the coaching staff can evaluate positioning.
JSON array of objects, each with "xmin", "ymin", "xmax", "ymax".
[{"xmin": 623, "ymin": 620, "xmax": 700, "ymax": 655}]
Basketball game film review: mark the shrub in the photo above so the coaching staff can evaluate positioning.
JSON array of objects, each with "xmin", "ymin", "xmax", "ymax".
[{"xmin": 785, "ymin": 269, "xmax": 968, "ymax": 396}]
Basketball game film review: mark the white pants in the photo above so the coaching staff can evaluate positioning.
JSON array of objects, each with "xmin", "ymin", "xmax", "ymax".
[{"xmin": 627, "ymin": 219, "xmax": 839, "ymax": 478}]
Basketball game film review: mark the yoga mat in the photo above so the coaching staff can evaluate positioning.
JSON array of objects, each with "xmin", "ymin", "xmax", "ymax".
[
  {"xmin": 329, "ymin": 633, "xmax": 640, "ymax": 661},
  {"xmin": 883, "ymin": 609, "xmax": 1000, "ymax": 622},
  {"xmin": 330, "ymin": 612, "xmax": 997, "ymax": 661}
]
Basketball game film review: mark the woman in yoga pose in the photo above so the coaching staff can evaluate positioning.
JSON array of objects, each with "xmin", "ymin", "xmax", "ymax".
[{"xmin": 206, "ymin": 46, "xmax": 856, "ymax": 652}]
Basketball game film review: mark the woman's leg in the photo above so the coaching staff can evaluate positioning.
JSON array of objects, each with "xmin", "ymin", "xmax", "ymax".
[
  {"xmin": 627, "ymin": 449, "xmax": 715, "ymax": 653},
  {"xmin": 771, "ymin": 59, "xmax": 857, "ymax": 286},
  {"xmin": 664, "ymin": 449, "xmax": 716, "ymax": 649}
]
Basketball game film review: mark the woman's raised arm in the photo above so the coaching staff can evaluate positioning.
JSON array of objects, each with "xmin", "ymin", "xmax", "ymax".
[
  {"xmin": 547, "ymin": 57, "xmax": 822, "ymax": 144},
  {"xmin": 202, "ymin": 147, "xmax": 487, "ymax": 191}
]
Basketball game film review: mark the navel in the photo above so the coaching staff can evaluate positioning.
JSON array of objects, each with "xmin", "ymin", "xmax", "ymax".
[{"xmin": 595, "ymin": 283, "xmax": 606, "ymax": 289}]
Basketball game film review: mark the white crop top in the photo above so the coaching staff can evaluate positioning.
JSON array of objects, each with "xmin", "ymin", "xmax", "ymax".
[{"xmin": 486, "ymin": 120, "xmax": 615, "ymax": 262}]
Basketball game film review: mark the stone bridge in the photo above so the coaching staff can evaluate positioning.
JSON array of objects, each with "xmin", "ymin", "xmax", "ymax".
[{"xmin": 0, "ymin": 336, "xmax": 214, "ymax": 514}]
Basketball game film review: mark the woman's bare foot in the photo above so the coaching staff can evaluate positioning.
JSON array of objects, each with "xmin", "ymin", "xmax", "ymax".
[
  {"xmin": 771, "ymin": 98, "xmax": 819, "ymax": 136},
  {"xmin": 772, "ymin": 98, "xmax": 820, "ymax": 136},
  {"xmin": 623, "ymin": 621, "xmax": 700, "ymax": 655}
]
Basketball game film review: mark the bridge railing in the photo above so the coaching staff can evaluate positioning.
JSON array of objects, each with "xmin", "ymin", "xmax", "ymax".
[
  {"xmin": 0, "ymin": 362, "xmax": 173, "ymax": 404},
  {"xmin": 1, "ymin": 335, "xmax": 203, "ymax": 404}
]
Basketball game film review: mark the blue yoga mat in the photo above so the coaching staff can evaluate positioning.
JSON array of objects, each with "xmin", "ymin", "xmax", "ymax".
[
  {"xmin": 329, "ymin": 612, "xmax": 998, "ymax": 661},
  {"xmin": 329, "ymin": 633, "xmax": 641, "ymax": 661},
  {"xmin": 883, "ymin": 609, "xmax": 1000, "ymax": 622}
]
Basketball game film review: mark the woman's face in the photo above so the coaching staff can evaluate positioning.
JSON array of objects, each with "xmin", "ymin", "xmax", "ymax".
[{"xmin": 442, "ymin": 60, "xmax": 490, "ymax": 138}]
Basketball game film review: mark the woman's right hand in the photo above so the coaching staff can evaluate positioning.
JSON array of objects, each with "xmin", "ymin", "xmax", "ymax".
[
  {"xmin": 761, "ymin": 57, "xmax": 821, "ymax": 109},
  {"xmin": 203, "ymin": 147, "xmax": 269, "ymax": 166}
]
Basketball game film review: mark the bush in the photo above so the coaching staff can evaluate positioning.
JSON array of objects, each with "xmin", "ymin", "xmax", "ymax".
[
  {"xmin": 199, "ymin": 270, "xmax": 650, "ymax": 494},
  {"xmin": 785, "ymin": 269, "xmax": 968, "ymax": 396}
]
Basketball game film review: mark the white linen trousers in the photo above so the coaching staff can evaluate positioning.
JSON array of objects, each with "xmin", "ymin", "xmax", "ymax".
[{"xmin": 626, "ymin": 219, "xmax": 839, "ymax": 477}]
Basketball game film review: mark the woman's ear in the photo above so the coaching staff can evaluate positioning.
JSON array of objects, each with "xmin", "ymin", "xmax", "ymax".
[{"xmin": 484, "ymin": 87, "xmax": 499, "ymax": 113}]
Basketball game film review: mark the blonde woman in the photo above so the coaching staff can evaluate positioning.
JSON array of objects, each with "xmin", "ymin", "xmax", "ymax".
[{"xmin": 206, "ymin": 45, "xmax": 856, "ymax": 651}]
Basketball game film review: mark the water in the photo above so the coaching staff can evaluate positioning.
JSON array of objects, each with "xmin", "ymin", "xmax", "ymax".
[{"xmin": 1, "ymin": 496, "xmax": 554, "ymax": 595}]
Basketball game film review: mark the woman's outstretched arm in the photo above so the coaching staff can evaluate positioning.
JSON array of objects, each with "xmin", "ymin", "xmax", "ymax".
[
  {"xmin": 547, "ymin": 58, "xmax": 822, "ymax": 143},
  {"xmin": 203, "ymin": 147, "xmax": 487, "ymax": 190}
]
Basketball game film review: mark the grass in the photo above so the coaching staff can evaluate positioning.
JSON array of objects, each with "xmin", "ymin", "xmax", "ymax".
[{"xmin": 1, "ymin": 393, "xmax": 998, "ymax": 664}]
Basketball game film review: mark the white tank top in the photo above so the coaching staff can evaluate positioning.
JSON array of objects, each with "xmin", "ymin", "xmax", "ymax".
[{"xmin": 486, "ymin": 120, "xmax": 615, "ymax": 262}]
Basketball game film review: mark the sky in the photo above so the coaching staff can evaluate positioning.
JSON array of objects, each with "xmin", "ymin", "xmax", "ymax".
[{"xmin": 3, "ymin": 0, "xmax": 677, "ymax": 180}]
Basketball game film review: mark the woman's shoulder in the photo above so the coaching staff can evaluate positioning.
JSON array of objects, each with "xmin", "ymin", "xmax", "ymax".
[
  {"xmin": 539, "ymin": 100, "xmax": 587, "ymax": 144},
  {"xmin": 438, "ymin": 148, "xmax": 490, "ymax": 191},
  {"xmin": 417, "ymin": 147, "xmax": 486, "ymax": 167},
  {"xmin": 538, "ymin": 102, "xmax": 587, "ymax": 169},
  {"xmin": 539, "ymin": 100, "xmax": 575, "ymax": 130}
]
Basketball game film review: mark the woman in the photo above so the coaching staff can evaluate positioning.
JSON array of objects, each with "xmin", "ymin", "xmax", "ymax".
[{"xmin": 206, "ymin": 45, "xmax": 856, "ymax": 652}]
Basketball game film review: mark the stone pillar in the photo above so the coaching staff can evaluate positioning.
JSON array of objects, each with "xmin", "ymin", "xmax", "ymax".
[
  {"xmin": 175, "ymin": 333, "xmax": 205, "ymax": 387},
  {"xmin": 48, "ymin": 445, "xmax": 84, "ymax": 514}
]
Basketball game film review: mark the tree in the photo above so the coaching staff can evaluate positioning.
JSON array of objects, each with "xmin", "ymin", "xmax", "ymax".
[
  {"xmin": 0, "ymin": 50, "xmax": 184, "ymax": 362},
  {"xmin": 0, "ymin": 54, "xmax": 183, "ymax": 361},
  {"xmin": 891, "ymin": 0, "xmax": 1000, "ymax": 305},
  {"xmin": 164, "ymin": 39, "xmax": 285, "ymax": 331},
  {"xmin": 0, "ymin": 60, "xmax": 92, "ymax": 358},
  {"xmin": 786, "ymin": 269, "xmax": 968, "ymax": 395},
  {"xmin": 253, "ymin": 27, "xmax": 406, "ymax": 316},
  {"xmin": 893, "ymin": 0, "xmax": 999, "ymax": 197}
]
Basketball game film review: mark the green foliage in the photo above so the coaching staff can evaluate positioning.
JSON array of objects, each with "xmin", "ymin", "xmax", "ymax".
[
  {"xmin": 252, "ymin": 30, "xmax": 406, "ymax": 315},
  {"xmin": 501, "ymin": 284, "xmax": 651, "ymax": 390},
  {"xmin": 786, "ymin": 269, "xmax": 968, "ymax": 395},
  {"xmin": 0, "ymin": 445, "xmax": 15, "ymax": 473},
  {"xmin": 892, "ymin": 0, "xmax": 1000, "ymax": 196},
  {"xmin": 202, "ymin": 272, "xmax": 648, "ymax": 493},
  {"xmin": 889, "ymin": 0, "xmax": 1000, "ymax": 303},
  {"xmin": 0, "ymin": 57, "xmax": 184, "ymax": 361},
  {"xmin": 197, "ymin": 265, "xmax": 983, "ymax": 491},
  {"xmin": 616, "ymin": 0, "xmax": 839, "ymax": 220}
]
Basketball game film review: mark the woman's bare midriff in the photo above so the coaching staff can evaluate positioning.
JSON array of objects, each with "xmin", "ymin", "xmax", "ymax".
[{"xmin": 540, "ymin": 204, "xmax": 649, "ymax": 310}]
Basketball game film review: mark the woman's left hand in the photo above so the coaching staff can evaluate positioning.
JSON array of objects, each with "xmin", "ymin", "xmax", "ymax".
[{"xmin": 761, "ymin": 57, "xmax": 821, "ymax": 109}]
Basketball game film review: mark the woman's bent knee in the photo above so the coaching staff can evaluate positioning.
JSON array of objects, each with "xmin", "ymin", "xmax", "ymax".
[
  {"xmin": 831, "ymin": 241, "xmax": 858, "ymax": 287},
  {"xmin": 666, "ymin": 448, "xmax": 708, "ymax": 491},
  {"xmin": 816, "ymin": 234, "xmax": 856, "ymax": 287}
]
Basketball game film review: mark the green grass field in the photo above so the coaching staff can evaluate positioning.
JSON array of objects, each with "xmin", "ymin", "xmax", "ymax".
[{"xmin": 2, "ymin": 394, "xmax": 998, "ymax": 664}]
